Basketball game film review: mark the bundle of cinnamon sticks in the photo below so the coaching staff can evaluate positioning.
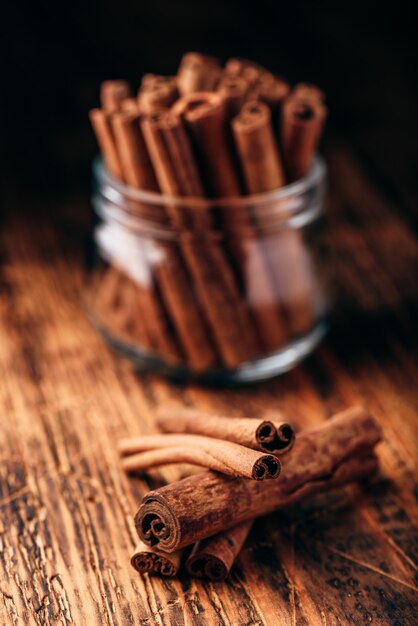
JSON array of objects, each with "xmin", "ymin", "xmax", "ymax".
[
  {"xmin": 89, "ymin": 53, "xmax": 327, "ymax": 373},
  {"xmin": 120, "ymin": 406, "xmax": 381, "ymax": 581}
]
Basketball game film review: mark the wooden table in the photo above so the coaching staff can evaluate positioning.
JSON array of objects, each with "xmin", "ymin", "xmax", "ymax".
[{"xmin": 1, "ymin": 145, "xmax": 417, "ymax": 625}]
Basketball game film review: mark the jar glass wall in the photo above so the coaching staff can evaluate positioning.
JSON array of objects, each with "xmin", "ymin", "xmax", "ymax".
[{"xmin": 86, "ymin": 157, "xmax": 329, "ymax": 383}]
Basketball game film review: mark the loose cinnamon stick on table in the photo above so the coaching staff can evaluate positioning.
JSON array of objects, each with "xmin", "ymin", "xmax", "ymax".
[
  {"xmin": 100, "ymin": 80, "xmax": 133, "ymax": 112},
  {"xmin": 131, "ymin": 540, "xmax": 183, "ymax": 577},
  {"xmin": 142, "ymin": 109, "xmax": 260, "ymax": 367},
  {"xmin": 135, "ymin": 407, "xmax": 381, "ymax": 552},
  {"xmin": 118, "ymin": 433, "xmax": 281, "ymax": 480},
  {"xmin": 156, "ymin": 406, "xmax": 295, "ymax": 455},
  {"xmin": 233, "ymin": 100, "xmax": 317, "ymax": 336},
  {"xmin": 177, "ymin": 52, "xmax": 222, "ymax": 95},
  {"xmin": 281, "ymin": 92, "xmax": 327, "ymax": 182},
  {"xmin": 186, "ymin": 520, "xmax": 252, "ymax": 581},
  {"xmin": 173, "ymin": 92, "xmax": 287, "ymax": 353}
]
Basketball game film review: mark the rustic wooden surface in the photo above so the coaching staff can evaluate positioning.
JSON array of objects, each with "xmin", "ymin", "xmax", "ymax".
[{"xmin": 1, "ymin": 144, "xmax": 418, "ymax": 625}]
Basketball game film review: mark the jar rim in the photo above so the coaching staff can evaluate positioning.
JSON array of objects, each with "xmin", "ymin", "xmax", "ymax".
[{"xmin": 94, "ymin": 155, "xmax": 326, "ymax": 210}]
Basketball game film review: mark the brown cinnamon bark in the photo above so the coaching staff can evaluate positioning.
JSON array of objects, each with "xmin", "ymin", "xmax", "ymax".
[
  {"xmin": 100, "ymin": 110, "xmax": 183, "ymax": 364},
  {"xmin": 141, "ymin": 110, "xmax": 260, "ymax": 367},
  {"xmin": 248, "ymin": 74, "xmax": 290, "ymax": 113},
  {"xmin": 135, "ymin": 407, "xmax": 381, "ymax": 551},
  {"xmin": 217, "ymin": 75, "xmax": 250, "ymax": 117},
  {"xmin": 118, "ymin": 433, "xmax": 281, "ymax": 480},
  {"xmin": 120, "ymin": 98, "xmax": 140, "ymax": 113},
  {"xmin": 281, "ymin": 93, "xmax": 327, "ymax": 182},
  {"xmin": 173, "ymin": 92, "xmax": 287, "ymax": 353},
  {"xmin": 111, "ymin": 111, "xmax": 158, "ymax": 190},
  {"xmin": 156, "ymin": 406, "xmax": 295, "ymax": 455},
  {"xmin": 100, "ymin": 80, "xmax": 133, "ymax": 112},
  {"xmin": 186, "ymin": 520, "xmax": 252, "ymax": 581},
  {"xmin": 177, "ymin": 52, "xmax": 222, "ymax": 95},
  {"xmin": 131, "ymin": 540, "xmax": 183, "ymax": 577},
  {"xmin": 224, "ymin": 58, "xmax": 266, "ymax": 87},
  {"xmin": 138, "ymin": 77, "xmax": 178, "ymax": 114},
  {"xmin": 89, "ymin": 109, "xmax": 124, "ymax": 180},
  {"xmin": 232, "ymin": 100, "xmax": 286, "ymax": 191},
  {"xmin": 292, "ymin": 82, "xmax": 325, "ymax": 103},
  {"xmin": 233, "ymin": 100, "xmax": 316, "ymax": 336}
]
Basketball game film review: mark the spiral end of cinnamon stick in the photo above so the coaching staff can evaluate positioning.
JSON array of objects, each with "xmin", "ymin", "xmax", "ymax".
[
  {"xmin": 131, "ymin": 550, "xmax": 177, "ymax": 577},
  {"xmin": 256, "ymin": 421, "xmax": 295, "ymax": 454},
  {"xmin": 172, "ymin": 91, "xmax": 224, "ymax": 122},
  {"xmin": 252, "ymin": 454, "xmax": 281, "ymax": 480},
  {"xmin": 186, "ymin": 553, "xmax": 228, "ymax": 581},
  {"xmin": 136, "ymin": 495, "xmax": 180, "ymax": 552},
  {"xmin": 232, "ymin": 100, "xmax": 271, "ymax": 133}
]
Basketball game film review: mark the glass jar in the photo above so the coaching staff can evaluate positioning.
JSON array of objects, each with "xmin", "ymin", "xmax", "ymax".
[{"xmin": 86, "ymin": 157, "xmax": 329, "ymax": 384}]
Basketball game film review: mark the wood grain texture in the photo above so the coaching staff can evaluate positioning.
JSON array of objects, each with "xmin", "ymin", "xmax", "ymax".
[{"xmin": 1, "ymin": 144, "xmax": 418, "ymax": 624}]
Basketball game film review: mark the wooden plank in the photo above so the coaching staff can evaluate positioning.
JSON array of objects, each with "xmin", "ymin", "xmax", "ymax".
[{"xmin": 1, "ymin": 145, "xmax": 418, "ymax": 624}]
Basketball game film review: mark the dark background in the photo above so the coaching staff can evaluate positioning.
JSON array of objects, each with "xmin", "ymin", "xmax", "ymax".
[{"xmin": 1, "ymin": 0, "xmax": 417, "ymax": 226}]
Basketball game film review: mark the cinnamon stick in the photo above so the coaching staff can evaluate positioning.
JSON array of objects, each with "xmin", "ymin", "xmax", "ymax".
[
  {"xmin": 173, "ymin": 92, "xmax": 287, "ymax": 353},
  {"xmin": 138, "ymin": 77, "xmax": 178, "ymax": 114},
  {"xmin": 232, "ymin": 100, "xmax": 285, "ymax": 191},
  {"xmin": 224, "ymin": 58, "xmax": 266, "ymax": 87},
  {"xmin": 89, "ymin": 109, "xmax": 124, "ymax": 180},
  {"xmin": 177, "ymin": 52, "xmax": 222, "ymax": 95},
  {"xmin": 217, "ymin": 75, "xmax": 250, "ymax": 117},
  {"xmin": 99, "ymin": 110, "xmax": 183, "ymax": 364},
  {"xmin": 135, "ymin": 407, "xmax": 381, "ymax": 552},
  {"xmin": 292, "ymin": 82, "xmax": 325, "ymax": 103},
  {"xmin": 131, "ymin": 540, "xmax": 183, "ymax": 577},
  {"xmin": 118, "ymin": 434, "xmax": 281, "ymax": 480},
  {"xmin": 100, "ymin": 80, "xmax": 133, "ymax": 112},
  {"xmin": 156, "ymin": 407, "xmax": 295, "ymax": 455},
  {"xmin": 111, "ymin": 110, "xmax": 158, "ymax": 190},
  {"xmin": 233, "ymin": 100, "xmax": 316, "ymax": 336},
  {"xmin": 248, "ymin": 73, "xmax": 290, "ymax": 113},
  {"xmin": 141, "ymin": 109, "xmax": 260, "ymax": 367},
  {"xmin": 185, "ymin": 520, "xmax": 252, "ymax": 581},
  {"xmin": 281, "ymin": 93, "xmax": 327, "ymax": 182}
]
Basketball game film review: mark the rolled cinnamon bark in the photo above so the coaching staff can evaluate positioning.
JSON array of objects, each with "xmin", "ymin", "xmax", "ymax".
[
  {"xmin": 101, "ymin": 110, "xmax": 183, "ymax": 363},
  {"xmin": 186, "ymin": 520, "xmax": 252, "ymax": 581},
  {"xmin": 138, "ymin": 78, "xmax": 178, "ymax": 114},
  {"xmin": 118, "ymin": 433, "xmax": 281, "ymax": 480},
  {"xmin": 233, "ymin": 100, "xmax": 316, "ymax": 336},
  {"xmin": 224, "ymin": 58, "xmax": 266, "ymax": 87},
  {"xmin": 111, "ymin": 110, "xmax": 158, "ymax": 190},
  {"xmin": 217, "ymin": 75, "xmax": 250, "ymax": 117},
  {"xmin": 141, "ymin": 109, "xmax": 261, "ymax": 367},
  {"xmin": 131, "ymin": 540, "xmax": 183, "ymax": 577},
  {"xmin": 89, "ymin": 109, "xmax": 124, "ymax": 180},
  {"xmin": 177, "ymin": 52, "xmax": 222, "ymax": 95},
  {"xmin": 120, "ymin": 98, "xmax": 140, "ymax": 113},
  {"xmin": 292, "ymin": 82, "xmax": 325, "ymax": 103},
  {"xmin": 248, "ymin": 73, "xmax": 290, "ymax": 113},
  {"xmin": 281, "ymin": 94, "xmax": 327, "ymax": 182},
  {"xmin": 100, "ymin": 80, "xmax": 133, "ymax": 112},
  {"xmin": 232, "ymin": 100, "xmax": 285, "ymax": 191},
  {"xmin": 156, "ymin": 406, "xmax": 295, "ymax": 455},
  {"xmin": 173, "ymin": 92, "xmax": 287, "ymax": 353},
  {"xmin": 135, "ymin": 407, "xmax": 381, "ymax": 552}
]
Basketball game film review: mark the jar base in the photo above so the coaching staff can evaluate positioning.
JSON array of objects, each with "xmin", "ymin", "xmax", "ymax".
[{"xmin": 90, "ymin": 314, "xmax": 329, "ymax": 386}]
